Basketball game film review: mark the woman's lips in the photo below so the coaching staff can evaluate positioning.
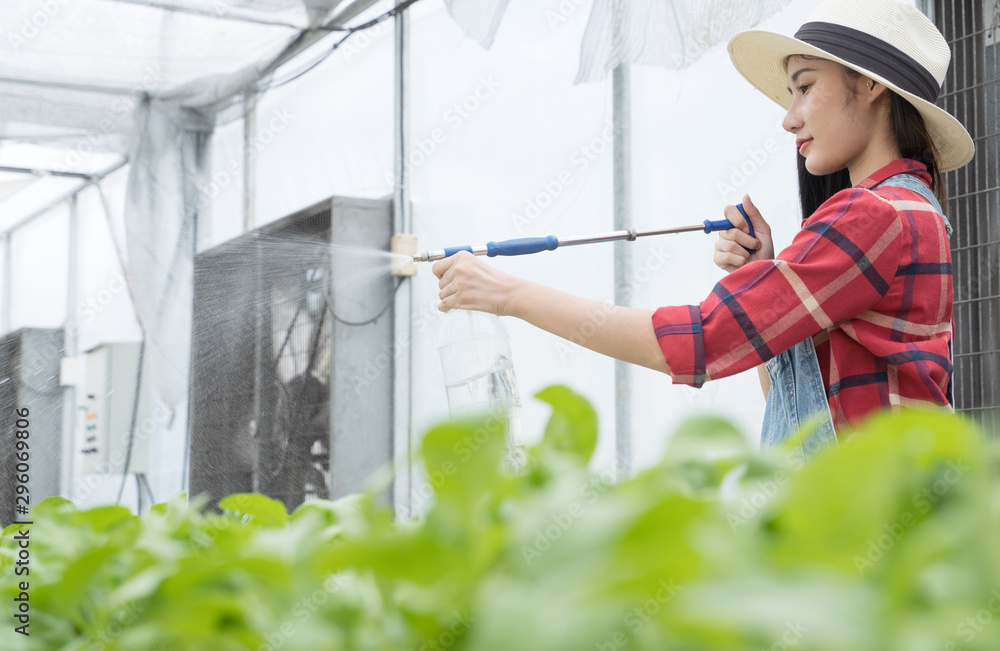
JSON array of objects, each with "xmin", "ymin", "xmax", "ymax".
[{"xmin": 797, "ymin": 138, "xmax": 813, "ymax": 154}]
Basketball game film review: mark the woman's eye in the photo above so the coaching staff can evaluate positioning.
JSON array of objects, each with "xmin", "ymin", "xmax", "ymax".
[{"xmin": 797, "ymin": 84, "xmax": 811, "ymax": 95}]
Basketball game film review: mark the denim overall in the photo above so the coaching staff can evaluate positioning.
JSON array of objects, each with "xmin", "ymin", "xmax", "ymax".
[{"xmin": 760, "ymin": 173, "xmax": 951, "ymax": 457}]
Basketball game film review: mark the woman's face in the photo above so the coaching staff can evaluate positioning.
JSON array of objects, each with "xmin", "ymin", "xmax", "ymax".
[{"xmin": 782, "ymin": 55, "xmax": 878, "ymax": 180}]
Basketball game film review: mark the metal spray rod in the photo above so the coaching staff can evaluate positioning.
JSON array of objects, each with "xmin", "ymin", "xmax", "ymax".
[{"xmin": 412, "ymin": 204, "xmax": 755, "ymax": 262}]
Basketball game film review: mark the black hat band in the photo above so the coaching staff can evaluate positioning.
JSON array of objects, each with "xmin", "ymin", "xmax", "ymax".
[{"xmin": 794, "ymin": 21, "xmax": 941, "ymax": 102}]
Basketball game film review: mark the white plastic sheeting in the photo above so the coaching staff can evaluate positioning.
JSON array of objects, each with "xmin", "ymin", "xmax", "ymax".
[
  {"xmin": 0, "ymin": 0, "xmax": 362, "ymax": 227},
  {"xmin": 439, "ymin": 0, "xmax": 794, "ymax": 82},
  {"xmin": 2, "ymin": 2, "xmax": 298, "ymax": 145},
  {"xmin": 0, "ymin": 0, "xmax": 344, "ymax": 106},
  {"xmin": 575, "ymin": 0, "xmax": 793, "ymax": 82},
  {"xmin": 123, "ymin": 101, "xmax": 199, "ymax": 412},
  {"xmin": 0, "ymin": 176, "xmax": 34, "ymax": 202},
  {"xmin": 443, "ymin": 0, "xmax": 510, "ymax": 48},
  {"xmin": 9, "ymin": 205, "xmax": 69, "ymax": 331}
]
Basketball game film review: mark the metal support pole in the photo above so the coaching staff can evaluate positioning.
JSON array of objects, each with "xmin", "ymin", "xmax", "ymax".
[
  {"xmin": 392, "ymin": 1, "xmax": 413, "ymax": 518},
  {"xmin": 243, "ymin": 88, "xmax": 257, "ymax": 233},
  {"xmin": 613, "ymin": 64, "xmax": 632, "ymax": 482},
  {"xmin": 182, "ymin": 128, "xmax": 211, "ymax": 492},
  {"xmin": 61, "ymin": 196, "xmax": 81, "ymax": 498},
  {"xmin": 194, "ymin": 128, "xmax": 211, "ymax": 253}
]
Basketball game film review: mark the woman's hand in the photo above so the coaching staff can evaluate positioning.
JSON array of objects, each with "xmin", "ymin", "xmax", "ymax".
[
  {"xmin": 713, "ymin": 194, "xmax": 775, "ymax": 273},
  {"xmin": 432, "ymin": 252, "xmax": 523, "ymax": 315}
]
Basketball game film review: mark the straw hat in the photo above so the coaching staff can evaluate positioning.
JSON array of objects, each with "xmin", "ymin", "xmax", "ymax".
[{"xmin": 728, "ymin": 0, "xmax": 974, "ymax": 172}]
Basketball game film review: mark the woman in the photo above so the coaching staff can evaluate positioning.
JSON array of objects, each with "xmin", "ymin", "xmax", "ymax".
[{"xmin": 433, "ymin": 0, "xmax": 974, "ymax": 453}]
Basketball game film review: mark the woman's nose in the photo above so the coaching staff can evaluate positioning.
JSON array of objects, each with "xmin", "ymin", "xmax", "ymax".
[{"xmin": 782, "ymin": 102, "xmax": 801, "ymax": 133}]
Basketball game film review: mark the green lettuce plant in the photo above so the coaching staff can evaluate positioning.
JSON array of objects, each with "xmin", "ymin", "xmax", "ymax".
[{"xmin": 2, "ymin": 385, "xmax": 998, "ymax": 650}]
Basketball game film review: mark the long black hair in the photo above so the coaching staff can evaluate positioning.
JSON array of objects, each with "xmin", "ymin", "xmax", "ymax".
[
  {"xmin": 797, "ymin": 153, "xmax": 851, "ymax": 220},
  {"xmin": 796, "ymin": 64, "xmax": 946, "ymax": 220}
]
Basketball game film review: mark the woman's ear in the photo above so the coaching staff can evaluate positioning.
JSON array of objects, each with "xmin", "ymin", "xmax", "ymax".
[{"xmin": 862, "ymin": 78, "xmax": 890, "ymax": 103}]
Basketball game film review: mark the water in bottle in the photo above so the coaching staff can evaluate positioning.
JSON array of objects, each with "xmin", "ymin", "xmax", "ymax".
[{"xmin": 437, "ymin": 309, "xmax": 524, "ymax": 468}]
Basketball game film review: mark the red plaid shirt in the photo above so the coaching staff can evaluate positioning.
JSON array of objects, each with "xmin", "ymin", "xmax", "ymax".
[{"xmin": 653, "ymin": 159, "xmax": 953, "ymax": 430}]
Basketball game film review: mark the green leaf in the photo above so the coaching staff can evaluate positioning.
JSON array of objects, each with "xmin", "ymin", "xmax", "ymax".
[
  {"xmin": 661, "ymin": 416, "xmax": 751, "ymax": 496},
  {"xmin": 218, "ymin": 494, "xmax": 289, "ymax": 528},
  {"xmin": 769, "ymin": 409, "xmax": 990, "ymax": 576},
  {"xmin": 6, "ymin": 389, "xmax": 999, "ymax": 651},
  {"xmin": 148, "ymin": 490, "xmax": 189, "ymax": 521},
  {"xmin": 33, "ymin": 495, "xmax": 75, "ymax": 515},
  {"xmin": 536, "ymin": 385, "xmax": 598, "ymax": 465},
  {"xmin": 421, "ymin": 414, "xmax": 507, "ymax": 505},
  {"xmin": 664, "ymin": 415, "xmax": 750, "ymax": 464},
  {"xmin": 69, "ymin": 504, "xmax": 135, "ymax": 533}
]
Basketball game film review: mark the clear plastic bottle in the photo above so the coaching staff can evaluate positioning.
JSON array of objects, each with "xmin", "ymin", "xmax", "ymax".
[{"xmin": 437, "ymin": 309, "xmax": 523, "ymax": 467}]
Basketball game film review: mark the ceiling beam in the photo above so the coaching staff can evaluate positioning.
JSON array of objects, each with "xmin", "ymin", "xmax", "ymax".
[
  {"xmin": 0, "ymin": 165, "xmax": 96, "ymax": 179},
  {"xmin": 327, "ymin": 0, "xmax": 386, "ymax": 29},
  {"xmin": 0, "ymin": 0, "xmax": 392, "ymax": 100},
  {"xmin": 256, "ymin": 0, "xmax": 386, "ymax": 80},
  {"xmin": 95, "ymin": 0, "xmax": 379, "ymax": 32},
  {"xmin": 94, "ymin": 0, "xmax": 305, "ymax": 29},
  {"xmin": 0, "ymin": 75, "xmax": 137, "ymax": 97},
  {"xmin": 0, "ymin": 157, "xmax": 128, "ymax": 235}
]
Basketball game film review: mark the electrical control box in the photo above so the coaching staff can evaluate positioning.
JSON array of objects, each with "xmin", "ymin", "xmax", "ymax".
[{"xmin": 81, "ymin": 342, "xmax": 151, "ymax": 475}]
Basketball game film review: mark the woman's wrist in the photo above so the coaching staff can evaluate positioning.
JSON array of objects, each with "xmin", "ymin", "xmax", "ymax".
[{"xmin": 502, "ymin": 275, "xmax": 533, "ymax": 319}]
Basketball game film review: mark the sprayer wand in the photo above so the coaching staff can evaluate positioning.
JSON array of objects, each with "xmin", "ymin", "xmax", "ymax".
[{"xmin": 413, "ymin": 204, "xmax": 755, "ymax": 262}]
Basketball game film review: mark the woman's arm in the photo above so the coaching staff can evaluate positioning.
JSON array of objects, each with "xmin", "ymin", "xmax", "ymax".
[
  {"xmin": 433, "ymin": 195, "xmax": 772, "ymax": 379},
  {"xmin": 508, "ymin": 278, "xmax": 670, "ymax": 374},
  {"xmin": 714, "ymin": 196, "xmax": 774, "ymax": 398},
  {"xmin": 433, "ymin": 253, "xmax": 670, "ymax": 374}
]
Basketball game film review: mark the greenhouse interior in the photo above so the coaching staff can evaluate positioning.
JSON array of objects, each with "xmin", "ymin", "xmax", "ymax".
[{"xmin": 1, "ymin": 0, "xmax": 999, "ymax": 648}]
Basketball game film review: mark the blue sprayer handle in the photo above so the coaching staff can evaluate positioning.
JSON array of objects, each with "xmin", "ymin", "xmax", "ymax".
[
  {"xmin": 703, "ymin": 203, "xmax": 756, "ymax": 254},
  {"xmin": 443, "ymin": 245, "xmax": 474, "ymax": 257},
  {"xmin": 485, "ymin": 236, "xmax": 560, "ymax": 257},
  {"xmin": 440, "ymin": 236, "xmax": 559, "ymax": 258}
]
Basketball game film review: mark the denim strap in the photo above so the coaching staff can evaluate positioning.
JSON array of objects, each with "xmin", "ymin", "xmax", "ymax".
[
  {"xmin": 761, "ymin": 335, "xmax": 838, "ymax": 458},
  {"xmin": 877, "ymin": 173, "xmax": 952, "ymax": 238}
]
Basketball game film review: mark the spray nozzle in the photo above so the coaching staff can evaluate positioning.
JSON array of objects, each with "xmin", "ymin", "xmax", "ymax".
[{"xmin": 390, "ymin": 234, "xmax": 419, "ymax": 276}]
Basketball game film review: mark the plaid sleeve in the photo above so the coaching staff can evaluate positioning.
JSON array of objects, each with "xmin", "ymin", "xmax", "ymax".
[{"xmin": 653, "ymin": 188, "xmax": 904, "ymax": 387}]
